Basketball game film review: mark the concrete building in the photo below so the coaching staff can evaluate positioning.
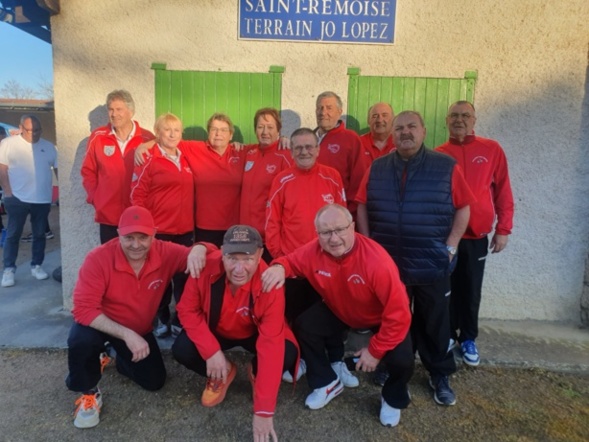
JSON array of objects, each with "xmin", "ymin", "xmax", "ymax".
[{"xmin": 37, "ymin": 1, "xmax": 589, "ymax": 322}]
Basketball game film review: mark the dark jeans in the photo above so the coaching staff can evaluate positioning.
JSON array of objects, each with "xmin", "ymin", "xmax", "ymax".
[
  {"xmin": 407, "ymin": 278, "xmax": 456, "ymax": 378},
  {"xmin": 172, "ymin": 329, "xmax": 298, "ymax": 377},
  {"xmin": 294, "ymin": 301, "xmax": 414, "ymax": 409},
  {"xmin": 99, "ymin": 224, "xmax": 119, "ymax": 244},
  {"xmin": 66, "ymin": 323, "xmax": 166, "ymax": 392},
  {"xmin": 154, "ymin": 231, "xmax": 194, "ymax": 326},
  {"xmin": 450, "ymin": 237, "xmax": 489, "ymax": 342},
  {"xmin": 2, "ymin": 196, "xmax": 50, "ymax": 269}
]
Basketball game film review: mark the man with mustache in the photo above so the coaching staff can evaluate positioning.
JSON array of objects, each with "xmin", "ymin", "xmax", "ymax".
[
  {"xmin": 359, "ymin": 102, "xmax": 396, "ymax": 165},
  {"xmin": 356, "ymin": 111, "xmax": 475, "ymax": 407},
  {"xmin": 435, "ymin": 101, "xmax": 514, "ymax": 367}
]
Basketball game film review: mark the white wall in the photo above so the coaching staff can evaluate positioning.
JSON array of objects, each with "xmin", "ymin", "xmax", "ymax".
[{"xmin": 52, "ymin": 0, "xmax": 589, "ymax": 321}]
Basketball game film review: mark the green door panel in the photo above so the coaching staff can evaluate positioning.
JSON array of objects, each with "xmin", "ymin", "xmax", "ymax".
[
  {"xmin": 347, "ymin": 69, "xmax": 477, "ymax": 148},
  {"xmin": 152, "ymin": 64, "xmax": 284, "ymax": 144}
]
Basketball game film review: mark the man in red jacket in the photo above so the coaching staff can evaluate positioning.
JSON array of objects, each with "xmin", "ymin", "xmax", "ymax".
[
  {"xmin": 261, "ymin": 204, "xmax": 414, "ymax": 428},
  {"xmin": 359, "ymin": 102, "xmax": 396, "ymax": 165},
  {"xmin": 81, "ymin": 90, "xmax": 155, "ymax": 243},
  {"xmin": 435, "ymin": 101, "xmax": 514, "ymax": 366},
  {"xmin": 173, "ymin": 225, "xmax": 299, "ymax": 442},
  {"xmin": 66, "ymin": 206, "xmax": 208, "ymax": 429},
  {"xmin": 315, "ymin": 91, "xmax": 366, "ymax": 216}
]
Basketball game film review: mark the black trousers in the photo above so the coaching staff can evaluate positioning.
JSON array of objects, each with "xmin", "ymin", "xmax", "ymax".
[
  {"xmin": 172, "ymin": 329, "xmax": 298, "ymax": 377},
  {"xmin": 450, "ymin": 237, "xmax": 489, "ymax": 342},
  {"xmin": 99, "ymin": 223, "xmax": 119, "ymax": 244},
  {"xmin": 407, "ymin": 278, "xmax": 456, "ymax": 378},
  {"xmin": 154, "ymin": 231, "xmax": 193, "ymax": 326},
  {"xmin": 284, "ymin": 278, "xmax": 321, "ymax": 325},
  {"xmin": 294, "ymin": 301, "xmax": 414, "ymax": 409},
  {"xmin": 66, "ymin": 323, "xmax": 166, "ymax": 392},
  {"xmin": 194, "ymin": 228, "xmax": 225, "ymax": 248}
]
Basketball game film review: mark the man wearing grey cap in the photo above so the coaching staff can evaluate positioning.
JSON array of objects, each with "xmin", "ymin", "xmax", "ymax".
[{"xmin": 173, "ymin": 225, "xmax": 299, "ymax": 442}]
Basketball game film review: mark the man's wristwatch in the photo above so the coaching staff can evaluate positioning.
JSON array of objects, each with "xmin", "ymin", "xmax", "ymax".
[{"xmin": 446, "ymin": 245, "xmax": 457, "ymax": 256}]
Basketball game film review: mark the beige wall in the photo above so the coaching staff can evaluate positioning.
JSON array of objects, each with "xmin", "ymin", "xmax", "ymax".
[{"xmin": 52, "ymin": 0, "xmax": 589, "ymax": 321}]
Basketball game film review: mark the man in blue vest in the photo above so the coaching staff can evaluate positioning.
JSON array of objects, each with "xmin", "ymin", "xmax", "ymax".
[{"xmin": 356, "ymin": 110, "xmax": 475, "ymax": 406}]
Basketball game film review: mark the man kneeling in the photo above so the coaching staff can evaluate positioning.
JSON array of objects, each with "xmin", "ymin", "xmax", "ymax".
[
  {"xmin": 66, "ymin": 206, "xmax": 208, "ymax": 428},
  {"xmin": 173, "ymin": 225, "xmax": 299, "ymax": 441}
]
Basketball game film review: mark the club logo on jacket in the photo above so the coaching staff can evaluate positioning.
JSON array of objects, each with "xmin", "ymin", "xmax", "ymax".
[
  {"xmin": 104, "ymin": 145, "xmax": 115, "ymax": 156},
  {"xmin": 266, "ymin": 164, "xmax": 277, "ymax": 174},
  {"xmin": 184, "ymin": 167, "xmax": 193, "ymax": 174},
  {"xmin": 245, "ymin": 161, "xmax": 255, "ymax": 172},
  {"xmin": 472, "ymin": 156, "xmax": 489, "ymax": 164},
  {"xmin": 229, "ymin": 156, "xmax": 240, "ymax": 165},
  {"xmin": 327, "ymin": 144, "xmax": 340, "ymax": 154},
  {"xmin": 131, "ymin": 173, "xmax": 138, "ymax": 182},
  {"xmin": 316, "ymin": 270, "xmax": 332, "ymax": 278},
  {"xmin": 347, "ymin": 274, "xmax": 366, "ymax": 285},
  {"xmin": 322, "ymin": 193, "xmax": 335, "ymax": 204},
  {"xmin": 236, "ymin": 306, "xmax": 251, "ymax": 317},
  {"xmin": 148, "ymin": 279, "xmax": 164, "ymax": 290}
]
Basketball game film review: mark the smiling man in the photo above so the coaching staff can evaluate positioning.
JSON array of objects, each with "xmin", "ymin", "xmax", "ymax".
[
  {"xmin": 356, "ymin": 111, "xmax": 476, "ymax": 407},
  {"xmin": 81, "ymin": 90, "xmax": 155, "ymax": 243},
  {"xmin": 0, "ymin": 115, "xmax": 58, "ymax": 287},
  {"xmin": 66, "ymin": 206, "xmax": 208, "ymax": 429},
  {"xmin": 172, "ymin": 225, "xmax": 299, "ymax": 442},
  {"xmin": 435, "ymin": 101, "xmax": 514, "ymax": 367},
  {"xmin": 359, "ymin": 102, "xmax": 396, "ymax": 164},
  {"xmin": 261, "ymin": 204, "xmax": 414, "ymax": 427}
]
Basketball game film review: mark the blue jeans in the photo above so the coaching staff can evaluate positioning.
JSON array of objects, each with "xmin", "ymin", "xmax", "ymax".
[{"xmin": 2, "ymin": 196, "xmax": 51, "ymax": 269}]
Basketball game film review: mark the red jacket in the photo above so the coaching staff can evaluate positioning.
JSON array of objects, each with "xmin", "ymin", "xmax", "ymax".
[
  {"xmin": 130, "ymin": 143, "xmax": 194, "ymax": 235},
  {"xmin": 273, "ymin": 233, "xmax": 411, "ymax": 360},
  {"xmin": 316, "ymin": 122, "xmax": 367, "ymax": 213},
  {"xmin": 72, "ymin": 239, "xmax": 191, "ymax": 336},
  {"xmin": 265, "ymin": 163, "xmax": 346, "ymax": 258},
  {"xmin": 177, "ymin": 251, "xmax": 297, "ymax": 416},
  {"xmin": 240, "ymin": 142, "xmax": 292, "ymax": 238},
  {"xmin": 435, "ymin": 134, "xmax": 514, "ymax": 238},
  {"xmin": 81, "ymin": 122, "xmax": 155, "ymax": 225},
  {"xmin": 182, "ymin": 141, "xmax": 247, "ymax": 230},
  {"xmin": 359, "ymin": 132, "xmax": 396, "ymax": 163}
]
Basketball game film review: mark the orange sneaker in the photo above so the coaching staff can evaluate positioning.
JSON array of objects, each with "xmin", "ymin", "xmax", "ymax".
[
  {"xmin": 73, "ymin": 389, "xmax": 102, "ymax": 428},
  {"xmin": 99, "ymin": 352, "xmax": 113, "ymax": 374},
  {"xmin": 201, "ymin": 363, "xmax": 237, "ymax": 407}
]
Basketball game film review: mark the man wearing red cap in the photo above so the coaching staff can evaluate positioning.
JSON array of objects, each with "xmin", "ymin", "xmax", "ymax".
[
  {"xmin": 66, "ymin": 206, "xmax": 208, "ymax": 429},
  {"xmin": 173, "ymin": 224, "xmax": 299, "ymax": 442}
]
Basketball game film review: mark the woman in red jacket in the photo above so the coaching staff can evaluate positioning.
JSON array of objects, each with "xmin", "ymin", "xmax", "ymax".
[{"xmin": 130, "ymin": 113, "xmax": 195, "ymax": 337}]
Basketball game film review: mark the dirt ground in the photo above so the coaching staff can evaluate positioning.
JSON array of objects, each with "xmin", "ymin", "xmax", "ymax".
[{"xmin": 0, "ymin": 348, "xmax": 587, "ymax": 442}]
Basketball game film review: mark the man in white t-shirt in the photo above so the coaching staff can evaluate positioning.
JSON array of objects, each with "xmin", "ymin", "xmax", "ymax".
[{"xmin": 0, "ymin": 115, "xmax": 58, "ymax": 287}]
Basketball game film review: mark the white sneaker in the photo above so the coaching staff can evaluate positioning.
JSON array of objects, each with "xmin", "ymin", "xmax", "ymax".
[
  {"xmin": 282, "ymin": 359, "xmax": 307, "ymax": 383},
  {"xmin": 1, "ymin": 268, "xmax": 15, "ymax": 287},
  {"xmin": 305, "ymin": 378, "xmax": 343, "ymax": 410},
  {"xmin": 331, "ymin": 361, "xmax": 359, "ymax": 388},
  {"xmin": 31, "ymin": 265, "xmax": 49, "ymax": 280},
  {"xmin": 73, "ymin": 389, "xmax": 102, "ymax": 429},
  {"xmin": 380, "ymin": 396, "xmax": 401, "ymax": 427}
]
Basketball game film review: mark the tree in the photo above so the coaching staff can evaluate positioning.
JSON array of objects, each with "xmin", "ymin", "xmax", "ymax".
[{"xmin": 0, "ymin": 79, "xmax": 38, "ymax": 99}]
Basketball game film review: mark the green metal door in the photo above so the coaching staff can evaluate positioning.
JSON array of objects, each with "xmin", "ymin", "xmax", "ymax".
[
  {"xmin": 347, "ymin": 68, "xmax": 477, "ymax": 148},
  {"xmin": 152, "ymin": 63, "xmax": 284, "ymax": 144}
]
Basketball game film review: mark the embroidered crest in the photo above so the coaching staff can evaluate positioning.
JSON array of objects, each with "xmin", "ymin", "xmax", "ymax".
[
  {"xmin": 322, "ymin": 193, "xmax": 335, "ymax": 204},
  {"xmin": 347, "ymin": 274, "xmax": 366, "ymax": 285},
  {"xmin": 131, "ymin": 173, "xmax": 138, "ymax": 182},
  {"xmin": 472, "ymin": 156, "xmax": 489, "ymax": 164},
  {"xmin": 266, "ymin": 164, "xmax": 277, "ymax": 174},
  {"xmin": 229, "ymin": 156, "xmax": 240, "ymax": 165},
  {"xmin": 327, "ymin": 144, "xmax": 340, "ymax": 154},
  {"xmin": 245, "ymin": 161, "xmax": 255, "ymax": 172},
  {"xmin": 148, "ymin": 279, "xmax": 164, "ymax": 290},
  {"xmin": 104, "ymin": 145, "xmax": 115, "ymax": 156}
]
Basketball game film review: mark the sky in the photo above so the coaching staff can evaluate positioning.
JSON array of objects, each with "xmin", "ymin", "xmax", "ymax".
[{"xmin": 0, "ymin": 22, "xmax": 53, "ymax": 94}]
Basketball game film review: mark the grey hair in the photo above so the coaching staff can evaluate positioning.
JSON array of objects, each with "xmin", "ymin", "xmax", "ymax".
[
  {"xmin": 106, "ymin": 89, "xmax": 135, "ymax": 113},
  {"xmin": 316, "ymin": 91, "xmax": 343, "ymax": 110}
]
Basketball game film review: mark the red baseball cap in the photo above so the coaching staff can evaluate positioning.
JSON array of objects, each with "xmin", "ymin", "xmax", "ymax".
[{"xmin": 118, "ymin": 206, "xmax": 157, "ymax": 236}]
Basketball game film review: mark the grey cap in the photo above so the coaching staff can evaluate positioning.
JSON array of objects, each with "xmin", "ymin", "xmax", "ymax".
[{"xmin": 222, "ymin": 225, "xmax": 263, "ymax": 255}]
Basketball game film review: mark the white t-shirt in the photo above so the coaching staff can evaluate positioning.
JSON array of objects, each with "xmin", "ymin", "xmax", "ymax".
[{"xmin": 0, "ymin": 134, "xmax": 58, "ymax": 203}]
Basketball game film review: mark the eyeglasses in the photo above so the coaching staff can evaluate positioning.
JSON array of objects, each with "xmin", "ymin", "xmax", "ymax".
[
  {"xmin": 21, "ymin": 127, "xmax": 42, "ymax": 134},
  {"xmin": 293, "ymin": 144, "xmax": 318, "ymax": 153},
  {"xmin": 209, "ymin": 127, "xmax": 230, "ymax": 134},
  {"xmin": 448, "ymin": 113, "xmax": 474, "ymax": 121},
  {"xmin": 317, "ymin": 223, "xmax": 352, "ymax": 239}
]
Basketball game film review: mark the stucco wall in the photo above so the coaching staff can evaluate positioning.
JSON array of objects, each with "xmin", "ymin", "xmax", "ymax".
[{"xmin": 52, "ymin": 0, "xmax": 589, "ymax": 321}]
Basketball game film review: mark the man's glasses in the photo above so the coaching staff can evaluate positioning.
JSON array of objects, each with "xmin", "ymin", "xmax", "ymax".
[
  {"xmin": 448, "ymin": 113, "xmax": 474, "ymax": 121},
  {"xmin": 317, "ymin": 223, "xmax": 352, "ymax": 239}
]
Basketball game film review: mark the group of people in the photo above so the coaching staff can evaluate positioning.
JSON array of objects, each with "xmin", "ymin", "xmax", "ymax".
[{"xmin": 62, "ymin": 88, "xmax": 513, "ymax": 440}]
